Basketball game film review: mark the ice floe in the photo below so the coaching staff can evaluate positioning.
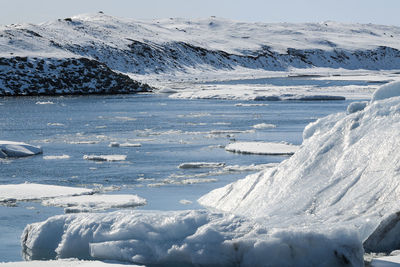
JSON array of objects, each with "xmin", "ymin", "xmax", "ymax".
[
  {"xmin": 225, "ymin": 141, "xmax": 299, "ymax": 155},
  {"xmin": 0, "ymin": 183, "xmax": 92, "ymax": 203},
  {"xmin": 371, "ymin": 81, "xmax": 400, "ymax": 102},
  {"xmin": 252, "ymin": 123, "xmax": 276, "ymax": 129},
  {"xmin": 178, "ymin": 162, "xmax": 226, "ymax": 169},
  {"xmin": 21, "ymin": 210, "xmax": 363, "ymax": 266},
  {"xmin": 42, "ymin": 194, "xmax": 147, "ymax": 213},
  {"xmin": 83, "ymin": 155, "xmax": 127, "ymax": 162},
  {"xmin": 43, "ymin": 155, "xmax": 70, "ymax": 160},
  {"xmin": 35, "ymin": 101, "xmax": 54, "ymax": 105},
  {"xmin": 0, "ymin": 141, "xmax": 42, "ymax": 158}
]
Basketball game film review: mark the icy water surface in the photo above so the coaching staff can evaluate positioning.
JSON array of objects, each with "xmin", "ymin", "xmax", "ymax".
[{"xmin": 0, "ymin": 94, "xmax": 353, "ymax": 261}]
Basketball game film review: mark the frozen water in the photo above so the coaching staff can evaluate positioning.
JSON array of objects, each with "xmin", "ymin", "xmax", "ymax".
[
  {"xmin": 178, "ymin": 162, "xmax": 226, "ymax": 169},
  {"xmin": 0, "ymin": 183, "xmax": 93, "ymax": 203},
  {"xmin": 0, "ymin": 259, "xmax": 143, "ymax": 267},
  {"xmin": 371, "ymin": 81, "xmax": 400, "ymax": 102},
  {"xmin": 42, "ymin": 194, "xmax": 147, "ymax": 213},
  {"xmin": 0, "ymin": 141, "xmax": 42, "ymax": 158},
  {"xmin": 22, "ymin": 210, "xmax": 363, "ymax": 266},
  {"xmin": 225, "ymin": 141, "xmax": 299, "ymax": 155}
]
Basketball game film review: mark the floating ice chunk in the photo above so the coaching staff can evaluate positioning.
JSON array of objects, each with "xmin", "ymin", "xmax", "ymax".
[
  {"xmin": 209, "ymin": 129, "xmax": 254, "ymax": 135},
  {"xmin": 114, "ymin": 116, "xmax": 136, "ymax": 121},
  {"xmin": 0, "ymin": 183, "xmax": 92, "ymax": 203},
  {"xmin": 43, "ymin": 155, "xmax": 70, "ymax": 160},
  {"xmin": 47, "ymin": 122, "xmax": 64, "ymax": 126},
  {"xmin": 0, "ymin": 259, "xmax": 143, "ymax": 266},
  {"xmin": 42, "ymin": 194, "xmax": 147, "ymax": 212},
  {"xmin": 252, "ymin": 123, "xmax": 276, "ymax": 129},
  {"xmin": 0, "ymin": 141, "xmax": 42, "ymax": 158},
  {"xmin": 371, "ymin": 81, "xmax": 400, "ymax": 102},
  {"xmin": 179, "ymin": 199, "xmax": 193, "ymax": 205},
  {"xmin": 225, "ymin": 141, "xmax": 299, "ymax": 155},
  {"xmin": 178, "ymin": 162, "xmax": 226, "ymax": 169},
  {"xmin": 83, "ymin": 155, "xmax": 127, "ymax": 162},
  {"xmin": 347, "ymin": 101, "xmax": 368, "ymax": 114},
  {"xmin": 35, "ymin": 101, "xmax": 54, "ymax": 105},
  {"xmin": 109, "ymin": 142, "xmax": 141, "ymax": 147},
  {"xmin": 21, "ymin": 210, "xmax": 364, "ymax": 266}
]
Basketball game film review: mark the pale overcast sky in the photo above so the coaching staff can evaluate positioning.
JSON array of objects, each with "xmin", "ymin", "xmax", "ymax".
[{"xmin": 1, "ymin": 0, "xmax": 399, "ymax": 26}]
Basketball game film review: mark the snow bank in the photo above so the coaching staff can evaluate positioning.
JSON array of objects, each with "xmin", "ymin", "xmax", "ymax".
[
  {"xmin": 200, "ymin": 94, "xmax": 400, "ymax": 252},
  {"xmin": 225, "ymin": 141, "xmax": 299, "ymax": 155},
  {"xmin": 83, "ymin": 155, "xmax": 127, "ymax": 162},
  {"xmin": 0, "ymin": 183, "xmax": 92, "ymax": 203},
  {"xmin": 0, "ymin": 141, "xmax": 42, "ymax": 158},
  {"xmin": 42, "ymin": 194, "xmax": 147, "ymax": 213},
  {"xmin": 371, "ymin": 81, "xmax": 400, "ymax": 102},
  {"xmin": 178, "ymin": 162, "xmax": 226, "ymax": 169},
  {"xmin": 0, "ymin": 259, "xmax": 143, "ymax": 267},
  {"xmin": 22, "ymin": 210, "xmax": 363, "ymax": 266}
]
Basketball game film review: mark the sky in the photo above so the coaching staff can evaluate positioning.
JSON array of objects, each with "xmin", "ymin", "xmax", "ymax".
[{"xmin": 0, "ymin": 0, "xmax": 399, "ymax": 26}]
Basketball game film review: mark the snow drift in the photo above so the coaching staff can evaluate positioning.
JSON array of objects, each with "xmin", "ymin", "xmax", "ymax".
[{"xmin": 20, "ymin": 83, "xmax": 400, "ymax": 265}]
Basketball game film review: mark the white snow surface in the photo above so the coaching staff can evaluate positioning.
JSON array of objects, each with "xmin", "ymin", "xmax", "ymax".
[
  {"xmin": 225, "ymin": 141, "xmax": 299, "ymax": 155},
  {"xmin": 200, "ymin": 94, "xmax": 400, "ymax": 247},
  {"xmin": 371, "ymin": 255, "xmax": 400, "ymax": 266},
  {"xmin": 42, "ymin": 194, "xmax": 147, "ymax": 212},
  {"xmin": 22, "ymin": 210, "xmax": 363, "ymax": 266},
  {"xmin": 0, "ymin": 259, "xmax": 143, "ymax": 267},
  {"xmin": 0, "ymin": 141, "xmax": 42, "ymax": 158},
  {"xmin": 0, "ymin": 183, "xmax": 92, "ymax": 203},
  {"xmin": 371, "ymin": 81, "xmax": 400, "ymax": 102}
]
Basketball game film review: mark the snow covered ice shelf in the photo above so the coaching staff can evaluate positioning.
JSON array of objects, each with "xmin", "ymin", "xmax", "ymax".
[{"xmin": 0, "ymin": 259, "xmax": 143, "ymax": 267}]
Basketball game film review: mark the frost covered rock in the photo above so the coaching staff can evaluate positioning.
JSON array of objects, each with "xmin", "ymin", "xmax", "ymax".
[
  {"xmin": 22, "ymin": 210, "xmax": 364, "ymax": 266},
  {"xmin": 200, "ymin": 95, "xmax": 400, "ymax": 252},
  {"xmin": 0, "ymin": 141, "xmax": 42, "ymax": 158}
]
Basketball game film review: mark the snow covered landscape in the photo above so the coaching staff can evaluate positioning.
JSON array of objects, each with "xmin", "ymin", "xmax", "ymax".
[{"xmin": 1, "ymin": 11, "xmax": 400, "ymax": 267}]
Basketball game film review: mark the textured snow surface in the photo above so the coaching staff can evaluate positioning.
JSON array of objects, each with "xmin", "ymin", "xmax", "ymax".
[
  {"xmin": 200, "ymin": 94, "xmax": 400, "ymax": 249},
  {"xmin": 371, "ymin": 81, "xmax": 400, "ymax": 102},
  {"xmin": 0, "ymin": 183, "xmax": 92, "ymax": 203},
  {"xmin": 225, "ymin": 142, "xmax": 299, "ymax": 155},
  {"xmin": 0, "ymin": 259, "xmax": 143, "ymax": 267},
  {"xmin": 42, "ymin": 194, "xmax": 147, "ymax": 213},
  {"xmin": 0, "ymin": 141, "xmax": 42, "ymax": 158},
  {"xmin": 22, "ymin": 210, "xmax": 363, "ymax": 266}
]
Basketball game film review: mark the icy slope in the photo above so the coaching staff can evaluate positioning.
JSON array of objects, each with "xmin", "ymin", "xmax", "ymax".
[{"xmin": 200, "ymin": 82, "xmax": 400, "ymax": 245}]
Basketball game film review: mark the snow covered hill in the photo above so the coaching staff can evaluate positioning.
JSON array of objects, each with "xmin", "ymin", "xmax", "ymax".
[{"xmin": 2, "ymin": 13, "xmax": 400, "ymax": 95}]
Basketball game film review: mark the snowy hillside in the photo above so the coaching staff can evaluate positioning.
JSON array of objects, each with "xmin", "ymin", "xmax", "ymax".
[{"xmin": 2, "ymin": 13, "xmax": 400, "ymax": 95}]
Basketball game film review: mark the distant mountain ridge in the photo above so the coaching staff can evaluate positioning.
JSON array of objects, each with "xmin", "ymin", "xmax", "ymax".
[{"xmin": 1, "ymin": 13, "xmax": 400, "ymax": 95}]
